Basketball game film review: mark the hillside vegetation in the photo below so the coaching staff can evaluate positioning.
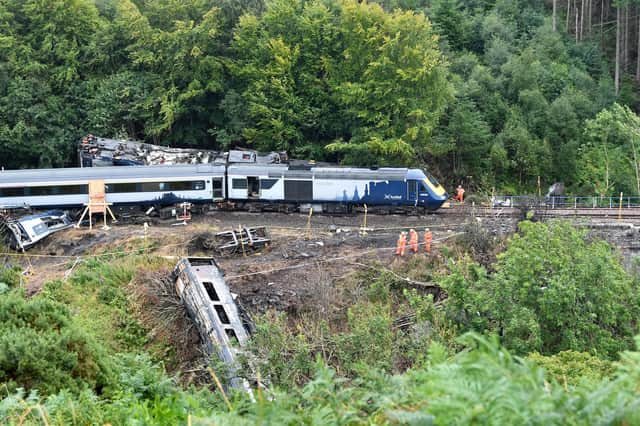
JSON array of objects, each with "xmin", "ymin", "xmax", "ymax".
[
  {"xmin": 1, "ymin": 221, "xmax": 640, "ymax": 424},
  {"xmin": 2, "ymin": 0, "xmax": 640, "ymax": 193}
]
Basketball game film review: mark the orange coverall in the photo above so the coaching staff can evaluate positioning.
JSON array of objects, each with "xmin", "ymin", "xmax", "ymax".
[
  {"xmin": 396, "ymin": 233, "xmax": 407, "ymax": 256},
  {"xmin": 424, "ymin": 230, "xmax": 433, "ymax": 253},
  {"xmin": 409, "ymin": 229, "xmax": 419, "ymax": 253}
]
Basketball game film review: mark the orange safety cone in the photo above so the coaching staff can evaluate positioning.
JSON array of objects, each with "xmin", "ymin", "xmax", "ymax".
[
  {"xmin": 424, "ymin": 228, "xmax": 433, "ymax": 253},
  {"xmin": 409, "ymin": 229, "xmax": 418, "ymax": 253}
]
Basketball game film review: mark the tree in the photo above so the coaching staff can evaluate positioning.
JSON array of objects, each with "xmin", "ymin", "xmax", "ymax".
[
  {"xmin": 577, "ymin": 103, "xmax": 640, "ymax": 195},
  {"xmin": 227, "ymin": 0, "xmax": 451, "ymax": 165},
  {"xmin": 440, "ymin": 221, "xmax": 640, "ymax": 358}
]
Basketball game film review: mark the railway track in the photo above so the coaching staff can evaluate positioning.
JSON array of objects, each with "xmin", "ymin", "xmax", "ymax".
[{"xmin": 438, "ymin": 204, "xmax": 640, "ymax": 220}]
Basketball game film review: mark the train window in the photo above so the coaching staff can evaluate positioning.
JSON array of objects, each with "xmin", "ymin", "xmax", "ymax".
[
  {"xmin": 225, "ymin": 329, "xmax": 239, "ymax": 345},
  {"xmin": 0, "ymin": 187, "xmax": 23, "ymax": 197},
  {"xmin": 107, "ymin": 182, "xmax": 138, "ymax": 193},
  {"xmin": 212, "ymin": 178, "xmax": 223, "ymax": 199},
  {"xmin": 0, "ymin": 187, "xmax": 26, "ymax": 197},
  {"xmin": 0, "ymin": 185, "xmax": 89, "ymax": 197},
  {"xmin": 191, "ymin": 181, "xmax": 205, "ymax": 190},
  {"xmin": 56, "ymin": 185, "xmax": 89, "ymax": 195},
  {"xmin": 420, "ymin": 182, "xmax": 428, "ymax": 192},
  {"xmin": 202, "ymin": 281, "xmax": 220, "ymax": 301},
  {"xmin": 214, "ymin": 305, "xmax": 230, "ymax": 325},
  {"xmin": 424, "ymin": 171, "xmax": 441, "ymax": 187},
  {"xmin": 107, "ymin": 181, "xmax": 205, "ymax": 193},
  {"xmin": 232, "ymin": 178, "xmax": 247, "ymax": 189},
  {"xmin": 140, "ymin": 182, "xmax": 161, "ymax": 192},
  {"xmin": 163, "ymin": 181, "xmax": 205, "ymax": 191},
  {"xmin": 260, "ymin": 179, "xmax": 278, "ymax": 190}
]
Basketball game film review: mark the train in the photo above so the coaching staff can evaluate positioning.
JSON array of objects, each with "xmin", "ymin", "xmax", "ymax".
[{"xmin": 0, "ymin": 163, "xmax": 447, "ymax": 215}]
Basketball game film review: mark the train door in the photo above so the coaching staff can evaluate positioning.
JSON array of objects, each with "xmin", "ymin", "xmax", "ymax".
[
  {"xmin": 212, "ymin": 177, "xmax": 224, "ymax": 201},
  {"xmin": 247, "ymin": 177, "xmax": 260, "ymax": 199},
  {"xmin": 407, "ymin": 180, "xmax": 418, "ymax": 205}
]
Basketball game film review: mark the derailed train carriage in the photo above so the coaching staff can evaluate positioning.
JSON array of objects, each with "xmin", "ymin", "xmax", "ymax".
[{"xmin": 0, "ymin": 163, "xmax": 447, "ymax": 214}]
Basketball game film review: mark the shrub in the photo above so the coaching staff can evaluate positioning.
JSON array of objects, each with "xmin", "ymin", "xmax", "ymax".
[
  {"xmin": 439, "ymin": 220, "xmax": 640, "ymax": 358},
  {"xmin": 0, "ymin": 290, "xmax": 112, "ymax": 396}
]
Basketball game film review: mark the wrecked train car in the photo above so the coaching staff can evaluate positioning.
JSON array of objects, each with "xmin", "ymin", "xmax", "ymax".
[
  {"xmin": 0, "ymin": 210, "xmax": 73, "ymax": 251},
  {"xmin": 173, "ymin": 257, "xmax": 253, "ymax": 393},
  {"xmin": 79, "ymin": 135, "xmax": 226, "ymax": 167},
  {"xmin": 79, "ymin": 134, "xmax": 287, "ymax": 167}
]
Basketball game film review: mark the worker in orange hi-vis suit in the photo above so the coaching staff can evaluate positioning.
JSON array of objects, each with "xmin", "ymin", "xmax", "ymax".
[
  {"xmin": 455, "ymin": 185, "xmax": 465, "ymax": 203},
  {"xmin": 408, "ymin": 229, "xmax": 419, "ymax": 253},
  {"xmin": 424, "ymin": 228, "xmax": 433, "ymax": 253},
  {"xmin": 396, "ymin": 232, "xmax": 407, "ymax": 256}
]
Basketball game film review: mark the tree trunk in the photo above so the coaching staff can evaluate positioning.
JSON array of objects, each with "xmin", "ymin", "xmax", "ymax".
[
  {"xmin": 636, "ymin": 14, "xmax": 640, "ymax": 81},
  {"xmin": 553, "ymin": 0, "xmax": 557, "ymax": 32},
  {"xmin": 567, "ymin": 0, "xmax": 571, "ymax": 33},
  {"xmin": 624, "ymin": 5, "xmax": 630, "ymax": 72},
  {"xmin": 580, "ymin": 0, "xmax": 585, "ymax": 40},
  {"xmin": 588, "ymin": 0, "xmax": 592, "ymax": 35},
  {"xmin": 575, "ymin": 0, "xmax": 579, "ymax": 42},
  {"xmin": 616, "ymin": 5, "xmax": 621, "ymax": 95},
  {"xmin": 601, "ymin": 0, "xmax": 605, "ymax": 46}
]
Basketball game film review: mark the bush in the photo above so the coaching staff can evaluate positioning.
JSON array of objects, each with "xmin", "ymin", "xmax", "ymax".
[
  {"xmin": 0, "ymin": 265, "xmax": 21, "ymax": 288},
  {"xmin": 0, "ymin": 290, "xmax": 112, "ymax": 396},
  {"xmin": 528, "ymin": 351, "xmax": 614, "ymax": 386},
  {"xmin": 439, "ymin": 220, "xmax": 640, "ymax": 358}
]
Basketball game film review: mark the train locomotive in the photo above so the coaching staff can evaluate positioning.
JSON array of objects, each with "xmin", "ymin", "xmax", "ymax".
[{"xmin": 0, "ymin": 163, "xmax": 447, "ymax": 215}]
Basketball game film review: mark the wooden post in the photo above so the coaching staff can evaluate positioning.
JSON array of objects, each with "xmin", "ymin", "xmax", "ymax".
[
  {"xmin": 537, "ymin": 176, "xmax": 541, "ymax": 198},
  {"xmin": 618, "ymin": 192, "xmax": 623, "ymax": 221},
  {"xmin": 305, "ymin": 207, "xmax": 313, "ymax": 241},
  {"xmin": 360, "ymin": 204, "xmax": 368, "ymax": 236},
  {"xmin": 239, "ymin": 224, "xmax": 246, "ymax": 257}
]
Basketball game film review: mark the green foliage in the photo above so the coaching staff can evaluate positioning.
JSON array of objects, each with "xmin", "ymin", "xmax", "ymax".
[
  {"xmin": 439, "ymin": 221, "xmax": 640, "ymax": 358},
  {"xmin": 577, "ymin": 103, "xmax": 640, "ymax": 196},
  {"xmin": 528, "ymin": 350, "xmax": 614, "ymax": 386},
  {"xmin": 0, "ymin": 265, "xmax": 21, "ymax": 289},
  {"xmin": 199, "ymin": 334, "xmax": 640, "ymax": 424},
  {"xmin": 228, "ymin": 0, "xmax": 451, "ymax": 164},
  {"xmin": 1, "ymin": 0, "xmax": 639, "ymax": 194},
  {"xmin": 41, "ymin": 256, "xmax": 152, "ymax": 352},
  {"xmin": 7, "ymin": 333, "xmax": 640, "ymax": 425},
  {"xmin": 0, "ymin": 289, "xmax": 111, "ymax": 396}
]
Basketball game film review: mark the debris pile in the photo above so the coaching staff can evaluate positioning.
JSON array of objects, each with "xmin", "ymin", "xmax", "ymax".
[
  {"xmin": 79, "ymin": 134, "xmax": 288, "ymax": 167},
  {"xmin": 203, "ymin": 227, "xmax": 271, "ymax": 256},
  {"xmin": 1, "ymin": 210, "xmax": 73, "ymax": 251}
]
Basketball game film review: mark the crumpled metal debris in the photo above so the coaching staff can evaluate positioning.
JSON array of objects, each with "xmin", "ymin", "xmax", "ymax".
[
  {"xmin": 203, "ymin": 226, "xmax": 271, "ymax": 256},
  {"xmin": 1, "ymin": 210, "xmax": 73, "ymax": 251},
  {"xmin": 78, "ymin": 134, "xmax": 288, "ymax": 167}
]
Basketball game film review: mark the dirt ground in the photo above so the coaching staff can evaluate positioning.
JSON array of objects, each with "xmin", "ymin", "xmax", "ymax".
[{"xmin": 1, "ymin": 210, "xmax": 519, "ymax": 311}]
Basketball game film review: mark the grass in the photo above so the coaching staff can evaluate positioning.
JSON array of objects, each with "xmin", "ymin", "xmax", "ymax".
[{"xmin": 40, "ymin": 253, "xmax": 174, "ymax": 354}]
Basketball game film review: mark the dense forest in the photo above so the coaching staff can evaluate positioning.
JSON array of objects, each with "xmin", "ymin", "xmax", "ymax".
[{"xmin": 3, "ymin": 0, "xmax": 640, "ymax": 194}]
